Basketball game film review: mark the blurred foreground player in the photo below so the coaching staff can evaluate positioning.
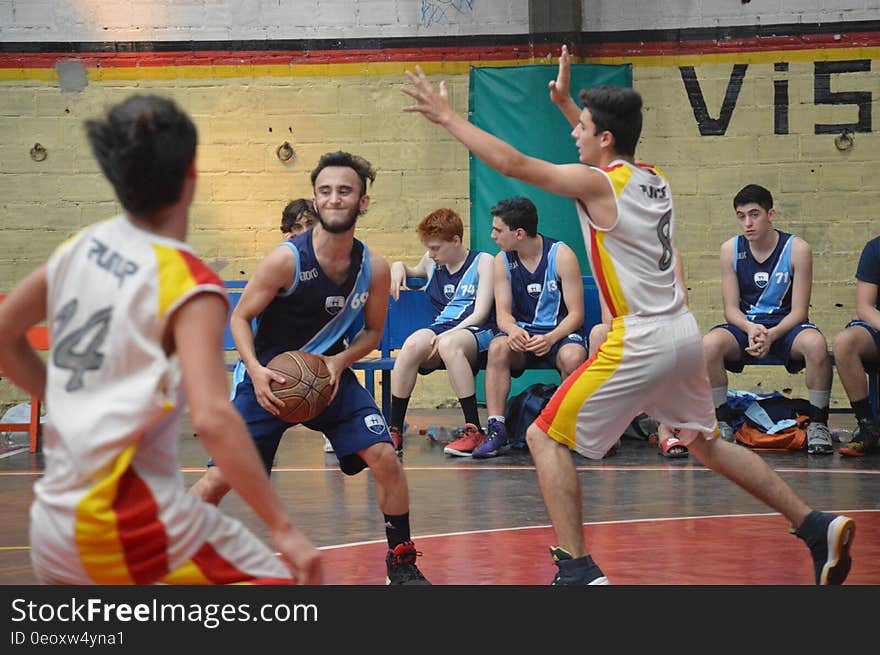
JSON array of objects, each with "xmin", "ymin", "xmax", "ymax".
[{"xmin": 0, "ymin": 94, "xmax": 320, "ymax": 584}]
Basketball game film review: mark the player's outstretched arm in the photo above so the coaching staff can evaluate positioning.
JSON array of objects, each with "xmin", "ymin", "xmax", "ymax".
[
  {"xmin": 173, "ymin": 292, "xmax": 322, "ymax": 584},
  {"xmin": 401, "ymin": 65, "xmax": 598, "ymax": 203},
  {"xmin": 549, "ymin": 45, "xmax": 581, "ymax": 128}
]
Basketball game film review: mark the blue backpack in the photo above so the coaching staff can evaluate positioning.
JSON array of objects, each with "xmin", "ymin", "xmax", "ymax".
[{"xmin": 504, "ymin": 383, "xmax": 559, "ymax": 449}]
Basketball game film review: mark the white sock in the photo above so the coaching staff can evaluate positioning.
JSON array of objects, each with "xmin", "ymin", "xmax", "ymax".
[
  {"xmin": 489, "ymin": 415, "xmax": 505, "ymax": 424},
  {"xmin": 808, "ymin": 389, "xmax": 831, "ymax": 410}
]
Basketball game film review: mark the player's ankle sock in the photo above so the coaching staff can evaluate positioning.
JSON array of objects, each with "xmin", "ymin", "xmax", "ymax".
[
  {"xmin": 459, "ymin": 395, "xmax": 481, "ymax": 430},
  {"xmin": 389, "ymin": 395, "xmax": 410, "ymax": 431},
  {"xmin": 384, "ymin": 512, "xmax": 411, "ymax": 549}
]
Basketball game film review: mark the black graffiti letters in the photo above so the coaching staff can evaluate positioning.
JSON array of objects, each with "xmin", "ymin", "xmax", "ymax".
[
  {"xmin": 681, "ymin": 60, "xmax": 872, "ymax": 136},
  {"xmin": 680, "ymin": 64, "xmax": 748, "ymax": 136}
]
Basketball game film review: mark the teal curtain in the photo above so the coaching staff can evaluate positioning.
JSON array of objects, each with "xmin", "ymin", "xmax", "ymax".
[
  {"xmin": 468, "ymin": 63, "xmax": 631, "ymax": 403},
  {"xmin": 468, "ymin": 63, "xmax": 632, "ymax": 274}
]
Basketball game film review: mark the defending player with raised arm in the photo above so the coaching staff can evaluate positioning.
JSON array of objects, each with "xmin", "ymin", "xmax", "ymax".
[{"xmin": 400, "ymin": 47, "xmax": 855, "ymax": 585}]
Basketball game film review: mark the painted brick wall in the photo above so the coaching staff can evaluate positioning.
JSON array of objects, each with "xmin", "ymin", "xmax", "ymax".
[
  {"xmin": 0, "ymin": 0, "xmax": 530, "ymax": 40},
  {"xmin": 1, "ymin": 1, "xmax": 878, "ymax": 411}
]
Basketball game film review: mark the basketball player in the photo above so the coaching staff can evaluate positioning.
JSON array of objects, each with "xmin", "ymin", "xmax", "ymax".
[
  {"xmin": 702, "ymin": 184, "xmax": 834, "ymax": 455},
  {"xmin": 189, "ymin": 151, "xmax": 430, "ymax": 585},
  {"xmin": 588, "ymin": 247, "xmax": 689, "ymax": 458},
  {"xmin": 387, "ymin": 207, "xmax": 495, "ymax": 455},
  {"xmin": 832, "ymin": 235, "xmax": 880, "ymax": 456},
  {"xmin": 281, "ymin": 198, "xmax": 318, "ymax": 238},
  {"xmin": 0, "ymin": 95, "xmax": 321, "ymax": 584},
  {"xmin": 279, "ymin": 198, "xmax": 334, "ymax": 453},
  {"xmin": 460, "ymin": 196, "xmax": 588, "ymax": 459},
  {"xmin": 401, "ymin": 45, "xmax": 855, "ymax": 585}
]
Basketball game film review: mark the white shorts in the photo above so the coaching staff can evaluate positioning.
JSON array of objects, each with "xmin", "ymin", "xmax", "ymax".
[
  {"xmin": 535, "ymin": 310, "xmax": 717, "ymax": 459},
  {"xmin": 29, "ymin": 495, "xmax": 292, "ymax": 585}
]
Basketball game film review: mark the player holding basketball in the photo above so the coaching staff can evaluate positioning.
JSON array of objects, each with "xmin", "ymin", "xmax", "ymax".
[
  {"xmin": 190, "ymin": 151, "xmax": 430, "ymax": 585},
  {"xmin": 0, "ymin": 94, "xmax": 321, "ymax": 584},
  {"xmin": 401, "ymin": 45, "xmax": 855, "ymax": 585}
]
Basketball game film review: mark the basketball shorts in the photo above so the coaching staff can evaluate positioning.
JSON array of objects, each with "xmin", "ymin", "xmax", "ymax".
[
  {"xmin": 713, "ymin": 321, "xmax": 820, "ymax": 373},
  {"xmin": 417, "ymin": 323, "xmax": 495, "ymax": 374},
  {"xmin": 845, "ymin": 320, "xmax": 880, "ymax": 371},
  {"xmin": 29, "ymin": 493, "xmax": 292, "ymax": 585},
  {"xmin": 535, "ymin": 311, "xmax": 716, "ymax": 459},
  {"xmin": 491, "ymin": 330, "xmax": 587, "ymax": 376},
  {"xmin": 217, "ymin": 368, "xmax": 393, "ymax": 475}
]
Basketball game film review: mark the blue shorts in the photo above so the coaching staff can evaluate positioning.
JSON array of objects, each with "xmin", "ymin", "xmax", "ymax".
[
  {"xmin": 418, "ymin": 323, "xmax": 495, "ymax": 374},
  {"xmin": 492, "ymin": 330, "xmax": 587, "ymax": 377},
  {"xmin": 714, "ymin": 322, "xmax": 820, "ymax": 374},
  {"xmin": 845, "ymin": 320, "xmax": 880, "ymax": 371},
  {"xmin": 211, "ymin": 368, "xmax": 392, "ymax": 476}
]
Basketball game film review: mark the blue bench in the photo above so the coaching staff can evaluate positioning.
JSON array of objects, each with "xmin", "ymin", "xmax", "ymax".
[
  {"xmin": 222, "ymin": 278, "xmax": 602, "ymax": 417},
  {"xmin": 222, "ymin": 278, "xmax": 876, "ymax": 421},
  {"xmin": 351, "ymin": 276, "xmax": 603, "ymax": 417}
]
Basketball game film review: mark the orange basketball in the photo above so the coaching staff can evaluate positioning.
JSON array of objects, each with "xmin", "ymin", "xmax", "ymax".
[{"xmin": 267, "ymin": 350, "xmax": 334, "ymax": 423}]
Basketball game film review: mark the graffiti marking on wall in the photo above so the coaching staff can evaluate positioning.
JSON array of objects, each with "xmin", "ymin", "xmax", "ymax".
[{"xmin": 421, "ymin": 1, "xmax": 475, "ymax": 27}]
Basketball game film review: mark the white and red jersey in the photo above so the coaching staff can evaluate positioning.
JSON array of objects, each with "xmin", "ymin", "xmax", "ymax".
[
  {"xmin": 576, "ymin": 160, "xmax": 685, "ymax": 319},
  {"xmin": 32, "ymin": 215, "xmax": 286, "ymax": 584}
]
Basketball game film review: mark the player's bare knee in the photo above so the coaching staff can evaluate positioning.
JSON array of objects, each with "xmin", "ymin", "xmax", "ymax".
[
  {"xmin": 191, "ymin": 468, "xmax": 230, "ymax": 505},
  {"xmin": 488, "ymin": 337, "xmax": 510, "ymax": 361},
  {"xmin": 525, "ymin": 423, "xmax": 550, "ymax": 452},
  {"xmin": 702, "ymin": 330, "xmax": 726, "ymax": 360},
  {"xmin": 361, "ymin": 442, "xmax": 401, "ymax": 476}
]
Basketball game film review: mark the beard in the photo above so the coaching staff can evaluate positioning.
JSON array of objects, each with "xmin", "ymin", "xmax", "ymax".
[{"xmin": 317, "ymin": 206, "xmax": 360, "ymax": 234}]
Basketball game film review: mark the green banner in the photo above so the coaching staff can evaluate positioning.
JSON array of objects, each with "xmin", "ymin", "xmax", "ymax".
[
  {"xmin": 468, "ymin": 63, "xmax": 632, "ymax": 273},
  {"xmin": 468, "ymin": 63, "xmax": 631, "ymax": 403}
]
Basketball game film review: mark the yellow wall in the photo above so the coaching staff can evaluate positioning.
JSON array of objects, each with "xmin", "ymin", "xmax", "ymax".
[{"xmin": 1, "ymin": 44, "xmax": 878, "ymax": 410}]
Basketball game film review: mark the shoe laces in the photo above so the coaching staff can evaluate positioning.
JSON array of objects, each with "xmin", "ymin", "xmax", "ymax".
[
  {"xmin": 487, "ymin": 422, "xmax": 506, "ymax": 441},
  {"xmin": 807, "ymin": 422, "xmax": 833, "ymax": 443},
  {"xmin": 389, "ymin": 540, "xmax": 422, "ymax": 566},
  {"xmin": 456, "ymin": 423, "xmax": 484, "ymax": 445},
  {"xmin": 388, "ymin": 425, "xmax": 402, "ymax": 449}
]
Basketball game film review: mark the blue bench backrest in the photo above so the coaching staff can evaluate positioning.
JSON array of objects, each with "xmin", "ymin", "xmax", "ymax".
[
  {"xmin": 223, "ymin": 280, "xmax": 248, "ymax": 351},
  {"xmin": 224, "ymin": 275, "xmax": 602, "ymax": 356},
  {"xmin": 378, "ymin": 275, "xmax": 602, "ymax": 356}
]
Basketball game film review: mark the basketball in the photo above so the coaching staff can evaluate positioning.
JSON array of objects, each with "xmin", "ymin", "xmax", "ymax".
[{"xmin": 267, "ymin": 350, "xmax": 334, "ymax": 423}]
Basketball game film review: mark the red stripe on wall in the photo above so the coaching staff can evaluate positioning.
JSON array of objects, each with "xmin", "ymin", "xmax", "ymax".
[
  {"xmin": 0, "ymin": 45, "xmax": 554, "ymax": 69},
  {"xmin": 2, "ymin": 30, "xmax": 877, "ymax": 69},
  {"xmin": 582, "ymin": 30, "xmax": 880, "ymax": 58}
]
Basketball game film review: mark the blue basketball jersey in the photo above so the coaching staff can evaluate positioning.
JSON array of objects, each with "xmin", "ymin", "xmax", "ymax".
[
  {"xmin": 734, "ymin": 230, "xmax": 795, "ymax": 327},
  {"xmin": 505, "ymin": 236, "xmax": 568, "ymax": 334},
  {"xmin": 423, "ymin": 249, "xmax": 484, "ymax": 328},
  {"xmin": 252, "ymin": 231, "xmax": 371, "ymax": 364}
]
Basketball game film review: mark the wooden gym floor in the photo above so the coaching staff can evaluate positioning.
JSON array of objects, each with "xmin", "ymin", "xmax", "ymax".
[{"xmin": 1, "ymin": 408, "xmax": 878, "ymax": 585}]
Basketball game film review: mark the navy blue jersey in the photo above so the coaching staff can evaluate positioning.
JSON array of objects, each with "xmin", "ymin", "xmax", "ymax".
[
  {"xmin": 856, "ymin": 236, "xmax": 880, "ymax": 310},
  {"xmin": 424, "ymin": 249, "xmax": 487, "ymax": 329},
  {"xmin": 504, "ymin": 235, "xmax": 570, "ymax": 334},
  {"xmin": 734, "ymin": 230, "xmax": 795, "ymax": 327},
  {"xmin": 252, "ymin": 231, "xmax": 371, "ymax": 365}
]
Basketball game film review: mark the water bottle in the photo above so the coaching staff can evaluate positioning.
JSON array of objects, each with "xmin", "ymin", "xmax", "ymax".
[
  {"xmin": 831, "ymin": 428, "xmax": 851, "ymax": 444},
  {"xmin": 436, "ymin": 426, "xmax": 449, "ymax": 443}
]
